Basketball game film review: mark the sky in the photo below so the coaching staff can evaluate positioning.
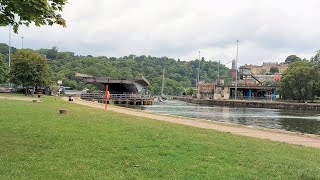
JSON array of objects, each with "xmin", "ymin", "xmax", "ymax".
[{"xmin": 1, "ymin": 0, "xmax": 320, "ymax": 67}]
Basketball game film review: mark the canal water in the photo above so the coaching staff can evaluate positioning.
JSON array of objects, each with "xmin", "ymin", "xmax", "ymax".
[{"xmin": 123, "ymin": 100, "xmax": 320, "ymax": 135}]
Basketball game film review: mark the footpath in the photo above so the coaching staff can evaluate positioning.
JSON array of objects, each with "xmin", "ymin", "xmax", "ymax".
[{"xmin": 67, "ymin": 97, "xmax": 320, "ymax": 148}]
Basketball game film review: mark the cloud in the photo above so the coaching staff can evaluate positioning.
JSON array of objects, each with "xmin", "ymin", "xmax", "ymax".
[{"xmin": 0, "ymin": 0, "xmax": 319, "ymax": 64}]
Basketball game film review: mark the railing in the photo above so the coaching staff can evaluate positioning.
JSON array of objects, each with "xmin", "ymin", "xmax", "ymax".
[
  {"xmin": 80, "ymin": 93, "xmax": 104, "ymax": 99},
  {"xmin": 80, "ymin": 93, "xmax": 152, "ymax": 100},
  {"xmin": 111, "ymin": 94, "xmax": 152, "ymax": 99}
]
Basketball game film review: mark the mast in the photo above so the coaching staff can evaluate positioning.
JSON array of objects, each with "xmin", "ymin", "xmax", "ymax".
[
  {"xmin": 161, "ymin": 68, "xmax": 165, "ymax": 95},
  {"xmin": 218, "ymin": 60, "xmax": 220, "ymax": 84}
]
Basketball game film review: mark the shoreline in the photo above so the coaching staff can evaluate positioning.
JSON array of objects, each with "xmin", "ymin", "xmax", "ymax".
[
  {"xmin": 67, "ymin": 97, "xmax": 320, "ymax": 148},
  {"xmin": 175, "ymin": 96, "xmax": 320, "ymax": 111}
]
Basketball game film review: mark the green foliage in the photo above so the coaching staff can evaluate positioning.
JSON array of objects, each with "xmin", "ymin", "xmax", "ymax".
[
  {"xmin": 49, "ymin": 54, "xmax": 232, "ymax": 95},
  {"xmin": 284, "ymin": 55, "xmax": 302, "ymax": 64},
  {"xmin": 0, "ymin": 0, "xmax": 67, "ymax": 33},
  {"xmin": 186, "ymin": 87, "xmax": 195, "ymax": 96},
  {"xmin": 0, "ymin": 54, "xmax": 8, "ymax": 83},
  {"xmin": 37, "ymin": 46, "xmax": 59, "ymax": 60},
  {"xmin": 280, "ymin": 61, "xmax": 320, "ymax": 101},
  {"xmin": 269, "ymin": 66, "xmax": 279, "ymax": 74},
  {"xmin": 264, "ymin": 80, "xmax": 276, "ymax": 87},
  {"xmin": 311, "ymin": 50, "xmax": 320, "ymax": 64},
  {"xmin": 0, "ymin": 43, "xmax": 17, "ymax": 62},
  {"xmin": 11, "ymin": 49, "xmax": 50, "ymax": 87}
]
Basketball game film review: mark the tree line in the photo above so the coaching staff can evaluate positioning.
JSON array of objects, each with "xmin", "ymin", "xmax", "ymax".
[
  {"xmin": 2, "ymin": 43, "xmax": 320, "ymax": 100},
  {"xmin": 0, "ymin": 46, "xmax": 232, "ymax": 95}
]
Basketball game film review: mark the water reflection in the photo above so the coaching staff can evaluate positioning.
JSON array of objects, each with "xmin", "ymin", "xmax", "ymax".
[{"xmin": 118, "ymin": 100, "xmax": 320, "ymax": 135}]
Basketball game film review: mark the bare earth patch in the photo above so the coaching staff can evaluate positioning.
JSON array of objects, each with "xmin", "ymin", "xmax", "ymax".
[
  {"xmin": 0, "ymin": 96, "xmax": 38, "ymax": 102},
  {"xmin": 65, "ymin": 97, "xmax": 320, "ymax": 148}
]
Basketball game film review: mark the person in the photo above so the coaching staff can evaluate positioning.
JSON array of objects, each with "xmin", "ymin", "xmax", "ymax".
[
  {"xmin": 68, "ymin": 95, "xmax": 73, "ymax": 101},
  {"xmin": 30, "ymin": 88, "xmax": 34, "ymax": 97}
]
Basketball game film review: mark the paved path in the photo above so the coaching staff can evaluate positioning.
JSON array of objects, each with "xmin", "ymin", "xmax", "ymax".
[{"xmin": 67, "ymin": 98, "xmax": 320, "ymax": 149}]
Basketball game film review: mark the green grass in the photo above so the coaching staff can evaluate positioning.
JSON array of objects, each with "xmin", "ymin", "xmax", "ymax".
[
  {"xmin": 0, "ymin": 93, "xmax": 26, "ymax": 97},
  {"xmin": 0, "ymin": 96, "xmax": 320, "ymax": 179}
]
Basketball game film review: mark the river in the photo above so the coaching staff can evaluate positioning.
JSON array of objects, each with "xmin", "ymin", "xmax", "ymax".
[{"xmin": 122, "ymin": 100, "xmax": 320, "ymax": 135}]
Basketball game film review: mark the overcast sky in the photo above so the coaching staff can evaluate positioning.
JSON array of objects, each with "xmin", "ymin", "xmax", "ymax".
[{"xmin": 1, "ymin": 0, "xmax": 320, "ymax": 67}]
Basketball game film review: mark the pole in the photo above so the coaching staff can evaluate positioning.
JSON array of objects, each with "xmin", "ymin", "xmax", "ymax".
[
  {"xmin": 198, "ymin": 51, "xmax": 200, "ymax": 84},
  {"xmin": 218, "ymin": 60, "xmax": 220, "ymax": 84},
  {"xmin": 196, "ymin": 51, "xmax": 200, "ymax": 98},
  {"xmin": 105, "ymin": 85, "xmax": 109, "ymax": 110},
  {"xmin": 21, "ymin": 36, "xmax": 24, "ymax": 49},
  {"xmin": 161, "ymin": 68, "xmax": 165, "ymax": 95},
  {"xmin": 235, "ymin": 40, "xmax": 239, "ymax": 100},
  {"xmin": 8, "ymin": 25, "xmax": 11, "ymax": 68}
]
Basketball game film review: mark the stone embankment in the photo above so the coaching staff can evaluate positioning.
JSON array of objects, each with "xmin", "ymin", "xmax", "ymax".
[{"xmin": 176, "ymin": 97, "xmax": 320, "ymax": 111}]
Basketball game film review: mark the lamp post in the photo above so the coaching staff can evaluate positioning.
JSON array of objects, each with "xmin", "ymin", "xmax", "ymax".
[{"xmin": 235, "ymin": 40, "xmax": 239, "ymax": 100}]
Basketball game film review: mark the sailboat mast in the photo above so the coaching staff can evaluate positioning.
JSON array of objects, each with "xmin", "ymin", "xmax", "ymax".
[{"xmin": 161, "ymin": 68, "xmax": 165, "ymax": 95}]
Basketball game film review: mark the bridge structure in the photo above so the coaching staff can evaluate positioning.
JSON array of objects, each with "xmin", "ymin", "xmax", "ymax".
[{"xmin": 76, "ymin": 73, "xmax": 154, "ymax": 105}]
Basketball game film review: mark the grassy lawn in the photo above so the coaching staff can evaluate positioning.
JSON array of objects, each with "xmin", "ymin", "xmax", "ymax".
[{"xmin": 0, "ymin": 96, "xmax": 320, "ymax": 179}]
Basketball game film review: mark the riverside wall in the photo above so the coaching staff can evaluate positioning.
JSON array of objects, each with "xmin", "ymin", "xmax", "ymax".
[{"xmin": 175, "ymin": 97, "xmax": 320, "ymax": 111}]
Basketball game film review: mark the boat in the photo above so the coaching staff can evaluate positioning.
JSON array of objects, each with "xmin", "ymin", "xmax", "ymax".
[
  {"xmin": 158, "ymin": 68, "xmax": 168, "ymax": 102},
  {"xmin": 158, "ymin": 95, "xmax": 168, "ymax": 102}
]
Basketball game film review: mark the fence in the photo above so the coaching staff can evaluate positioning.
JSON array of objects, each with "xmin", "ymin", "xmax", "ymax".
[{"xmin": 80, "ymin": 93, "xmax": 152, "ymax": 100}]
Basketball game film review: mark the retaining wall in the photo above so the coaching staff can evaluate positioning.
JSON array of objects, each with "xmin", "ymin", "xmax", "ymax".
[{"xmin": 176, "ymin": 97, "xmax": 320, "ymax": 111}]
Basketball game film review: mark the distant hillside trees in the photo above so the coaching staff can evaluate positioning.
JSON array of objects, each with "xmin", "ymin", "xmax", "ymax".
[
  {"xmin": 11, "ymin": 50, "xmax": 51, "ymax": 88},
  {"xmin": 37, "ymin": 47, "xmax": 59, "ymax": 60},
  {"xmin": 0, "ymin": 43, "xmax": 17, "ymax": 62},
  {"xmin": 49, "ymin": 55, "xmax": 232, "ymax": 95},
  {"xmin": 0, "ymin": 43, "xmax": 232, "ymax": 95}
]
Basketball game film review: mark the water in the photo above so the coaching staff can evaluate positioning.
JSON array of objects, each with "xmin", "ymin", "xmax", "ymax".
[{"xmin": 120, "ymin": 100, "xmax": 320, "ymax": 135}]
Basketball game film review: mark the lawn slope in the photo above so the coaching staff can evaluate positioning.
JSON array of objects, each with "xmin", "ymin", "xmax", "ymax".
[{"xmin": 0, "ymin": 96, "xmax": 320, "ymax": 179}]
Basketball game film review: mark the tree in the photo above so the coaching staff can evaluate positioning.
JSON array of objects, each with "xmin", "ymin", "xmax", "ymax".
[
  {"xmin": 284, "ymin": 55, "xmax": 302, "ymax": 64},
  {"xmin": 280, "ymin": 61, "xmax": 314, "ymax": 102},
  {"xmin": 264, "ymin": 80, "xmax": 276, "ymax": 87},
  {"xmin": 0, "ymin": 0, "xmax": 67, "ymax": 33},
  {"xmin": 186, "ymin": 88, "xmax": 195, "ymax": 96},
  {"xmin": 0, "ymin": 54, "xmax": 8, "ymax": 83},
  {"xmin": 37, "ymin": 47, "xmax": 59, "ymax": 60},
  {"xmin": 0, "ymin": 43, "xmax": 17, "ymax": 61},
  {"xmin": 311, "ymin": 50, "xmax": 320, "ymax": 64},
  {"xmin": 11, "ymin": 49, "xmax": 51, "ymax": 88},
  {"xmin": 269, "ymin": 66, "xmax": 279, "ymax": 74}
]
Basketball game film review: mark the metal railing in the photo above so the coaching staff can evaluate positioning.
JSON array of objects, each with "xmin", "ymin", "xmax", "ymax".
[{"xmin": 80, "ymin": 93, "xmax": 152, "ymax": 100}]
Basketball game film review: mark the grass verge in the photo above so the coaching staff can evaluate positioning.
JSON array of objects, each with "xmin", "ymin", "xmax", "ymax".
[{"xmin": 0, "ymin": 96, "xmax": 320, "ymax": 179}]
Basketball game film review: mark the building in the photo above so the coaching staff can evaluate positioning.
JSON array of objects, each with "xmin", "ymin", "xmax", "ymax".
[
  {"xmin": 241, "ymin": 62, "xmax": 288, "ymax": 75},
  {"xmin": 198, "ymin": 80, "xmax": 230, "ymax": 100}
]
